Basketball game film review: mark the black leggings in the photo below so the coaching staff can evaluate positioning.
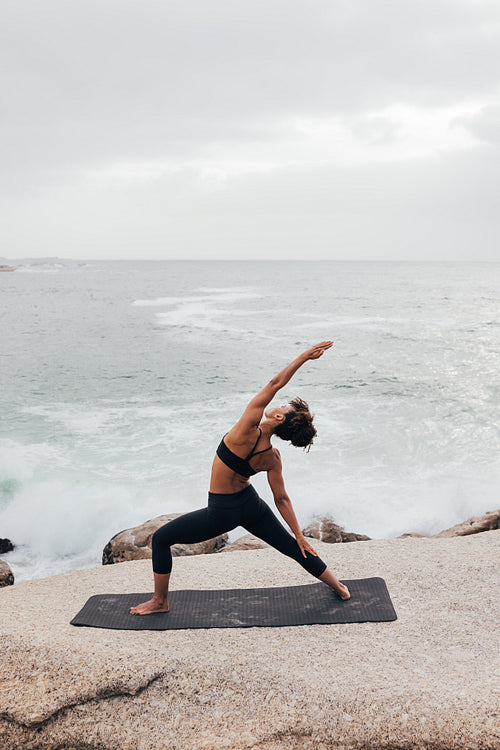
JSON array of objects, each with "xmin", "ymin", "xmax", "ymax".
[{"xmin": 152, "ymin": 484, "xmax": 327, "ymax": 578}]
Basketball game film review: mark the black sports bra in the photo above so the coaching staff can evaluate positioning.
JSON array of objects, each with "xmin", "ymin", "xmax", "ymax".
[{"xmin": 216, "ymin": 428, "xmax": 272, "ymax": 477}]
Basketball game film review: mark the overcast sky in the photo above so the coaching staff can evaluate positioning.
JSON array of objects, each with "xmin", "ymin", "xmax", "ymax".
[{"xmin": 2, "ymin": 0, "xmax": 499, "ymax": 260}]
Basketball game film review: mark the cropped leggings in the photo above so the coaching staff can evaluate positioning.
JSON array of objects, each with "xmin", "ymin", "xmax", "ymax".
[{"xmin": 152, "ymin": 484, "xmax": 327, "ymax": 578}]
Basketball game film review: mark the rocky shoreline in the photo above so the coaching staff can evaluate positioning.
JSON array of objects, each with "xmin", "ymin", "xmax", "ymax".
[
  {"xmin": 99, "ymin": 508, "xmax": 500, "ymax": 566},
  {"xmin": 1, "ymin": 510, "xmax": 499, "ymax": 587},
  {"xmin": 1, "ymin": 527, "xmax": 499, "ymax": 748},
  {"xmin": 0, "ymin": 256, "xmax": 86, "ymax": 272}
]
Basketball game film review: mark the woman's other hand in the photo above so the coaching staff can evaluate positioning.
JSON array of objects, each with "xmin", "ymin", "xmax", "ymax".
[{"xmin": 295, "ymin": 533, "xmax": 319, "ymax": 558}]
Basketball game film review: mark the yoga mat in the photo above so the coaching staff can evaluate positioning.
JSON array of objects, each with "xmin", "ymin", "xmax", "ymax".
[{"xmin": 70, "ymin": 578, "xmax": 396, "ymax": 630}]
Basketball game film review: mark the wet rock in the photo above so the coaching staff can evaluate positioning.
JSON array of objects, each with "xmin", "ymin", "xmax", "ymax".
[
  {"xmin": 220, "ymin": 534, "xmax": 269, "ymax": 552},
  {"xmin": 0, "ymin": 560, "xmax": 14, "ymax": 586},
  {"xmin": 102, "ymin": 514, "xmax": 227, "ymax": 565},
  {"xmin": 0, "ymin": 538, "xmax": 14, "ymax": 553},
  {"xmin": 433, "ymin": 509, "xmax": 500, "ymax": 538},
  {"xmin": 302, "ymin": 518, "xmax": 371, "ymax": 544}
]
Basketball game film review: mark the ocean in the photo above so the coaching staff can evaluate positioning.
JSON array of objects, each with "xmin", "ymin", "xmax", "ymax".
[{"xmin": 1, "ymin": 260, "xmax": 499, "ymax": 582}]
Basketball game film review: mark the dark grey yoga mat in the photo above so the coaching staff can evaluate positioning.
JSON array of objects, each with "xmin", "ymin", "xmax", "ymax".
[{"xmin": 70, "ymin": 577, "xmax": 396, "ymax": 630}]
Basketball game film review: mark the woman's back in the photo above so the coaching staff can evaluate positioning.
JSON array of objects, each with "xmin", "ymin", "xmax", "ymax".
[{"xmin": 210, "ymin": 427, "xmax": 275, "ymax": 493}]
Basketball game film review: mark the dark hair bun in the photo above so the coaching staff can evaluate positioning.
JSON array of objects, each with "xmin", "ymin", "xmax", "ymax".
[{"xmin": 274, "ymin": 397, "xmax": 316, "ymax": 450}]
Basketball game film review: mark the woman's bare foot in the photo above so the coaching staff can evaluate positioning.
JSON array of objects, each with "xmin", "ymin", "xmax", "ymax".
[
  {"xmin": 332, "ymin": 582, "xmax": 351, "ymax": 600},
  {"xmin": 318, "ymin": 568, "xmax": 351, "ymax": 600},
  {"xmin": 130, "ymin": 597, "xmax": 169, "ymax": 615}
]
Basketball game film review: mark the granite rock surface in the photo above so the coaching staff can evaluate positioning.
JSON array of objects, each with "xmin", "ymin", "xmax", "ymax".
[{"xmin": 1, "ymin": 532, "xmax": 499, "ymax": 749}]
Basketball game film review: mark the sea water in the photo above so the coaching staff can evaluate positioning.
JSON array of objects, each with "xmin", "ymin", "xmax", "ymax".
[{"xmin": 1, "ymin": 260, "xmax": 499, "ymax": 582}]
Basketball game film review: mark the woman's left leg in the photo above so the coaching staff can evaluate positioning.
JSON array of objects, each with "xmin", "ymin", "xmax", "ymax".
[{"xmin": 131, "ymin": 505, "xmax": 237, "ymax": 615}]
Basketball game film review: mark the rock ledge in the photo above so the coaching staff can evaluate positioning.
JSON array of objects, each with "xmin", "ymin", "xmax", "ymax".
[{"xmin": 1, "ymin": 532, "xmax": 498, "ymax": 749}]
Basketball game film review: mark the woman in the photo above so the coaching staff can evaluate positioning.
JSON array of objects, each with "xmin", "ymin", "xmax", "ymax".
[{"xmin": 131, "ymin": 341, "xmax": 350, "ymax": 615}]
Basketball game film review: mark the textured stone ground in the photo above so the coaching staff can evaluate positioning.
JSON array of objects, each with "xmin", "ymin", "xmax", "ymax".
[{"xmin": 1, "ymin": 532, "xmax": 499, "ymax": 749}]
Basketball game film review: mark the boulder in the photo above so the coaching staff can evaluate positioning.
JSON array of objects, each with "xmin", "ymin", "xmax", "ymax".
[
  {"xmin": 0, "ymin": 559, "xmax": 14, "ymax": 586},
  {"xmin": 220, "ymin": 534, "xmax": 269, "ymax": 552},
  {"xmin": 0, "ymin": 538, "xmax": 14, "ymax": 553},
  {"xmin": 398, "ymin": 532, "xmax": 427, "ymax": 539},
  {"xmin": 434, "ymin": 509, "xmax": 500, "ymax": 538},
  {"xmin": 102, "ymin": 514, "xmax": 227, "ymax": 565},
  {"xmin": 302, "ymin": 518, "xmax": 371, "ymax": 544}
]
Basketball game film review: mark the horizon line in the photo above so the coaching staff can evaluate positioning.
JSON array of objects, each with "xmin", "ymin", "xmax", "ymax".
[{"xmin": 2, "ymin": 257, "xmax": 499, "ymax": 264}]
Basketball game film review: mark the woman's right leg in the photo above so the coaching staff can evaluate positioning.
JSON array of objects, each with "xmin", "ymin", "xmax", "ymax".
[
  {"xmin": 130, "ymin": 507, "xmax": 233, "ymax": 615},
  {"xmin": 242, "ymin": 495, "xmax": 350, "ymax": 599}
]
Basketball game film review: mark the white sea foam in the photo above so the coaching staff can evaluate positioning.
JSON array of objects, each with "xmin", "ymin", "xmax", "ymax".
[
  {"xmin": 155, "ymin": 304, "xmax": 252, "ymax": 333},
  {"xmin": 133, "ymin": 289, "xmax": 260, "ymax": 306},
  {"xmin": 24, "ymin": 404, "xmax": 116, "ymax": 436},
  {"xmin": 16, "ymin": 266, "xmax": 63, "ymax": 273},
  {"xmin": 138, "ymin": 288, "xmax": 269, "ymax": 334},
  {"xmin": 133, "ymin": 296, "xmax": 187, "ymax": 306},
  {"xmin": 0, "ymin": 473, "xmax": 146, "ymax": 580},
  {"xmin": 0, "ymin": 436, "xmax": 200, "ymax": 582}
]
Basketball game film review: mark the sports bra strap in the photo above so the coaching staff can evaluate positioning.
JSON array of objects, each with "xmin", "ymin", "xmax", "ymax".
[
  {"xmin": 246, "ymin": 428, "xmax": 263, "ymax": 459},
  {"xmin": 251, "ymin": 445, "xmax": 273, "ymax": 457}
]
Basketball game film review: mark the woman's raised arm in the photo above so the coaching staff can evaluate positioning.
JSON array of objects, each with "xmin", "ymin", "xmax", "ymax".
[{"xmin": 237, "ymin": 341, "xmax": 333, "ymax": 429}]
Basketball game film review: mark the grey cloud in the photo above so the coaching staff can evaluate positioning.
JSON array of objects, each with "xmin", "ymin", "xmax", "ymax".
[
  {"xmin": 2, "ymin": 0, "xmax": 499, "ymax": 171},
  {"xmin": 457, "ymin": 106, "xmax": 500, "ymax": 145},
  {"xmin": 2, "ymin": 0, "xmax": 499, "ymax": 259},
  {"xmin": 347, "ymin": 114, "xmax": 401, "ymax": 146}
]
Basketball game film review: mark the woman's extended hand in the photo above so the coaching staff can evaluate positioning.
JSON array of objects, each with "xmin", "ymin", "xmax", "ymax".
[
  {"xmin": 304, "ymin": 341, "xmax": 334, "ymax": 360},
  {"xmin": 295, "ymin": 533, "xmax": 319, "ymax": 558}
]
